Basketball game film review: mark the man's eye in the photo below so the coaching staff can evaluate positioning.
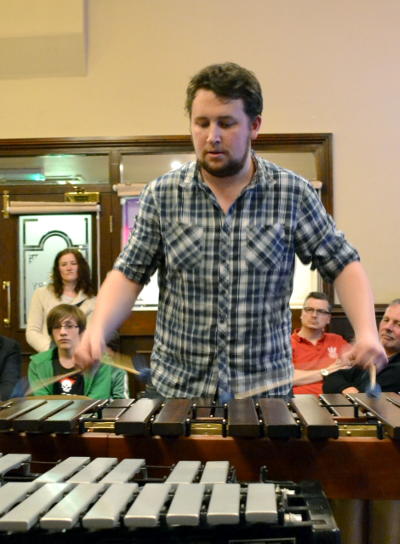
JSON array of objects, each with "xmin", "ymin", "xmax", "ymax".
[{"xmin": 219, "ymin": 121, "xmax": 235, "ymax": 128}]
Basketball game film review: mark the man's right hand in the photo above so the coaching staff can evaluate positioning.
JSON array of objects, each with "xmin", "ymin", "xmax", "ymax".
[{"xmin": 74, "ymin": 328, "xmax": 106, "ymax": 370}]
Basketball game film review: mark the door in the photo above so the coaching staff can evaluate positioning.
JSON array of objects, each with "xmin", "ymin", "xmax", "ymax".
[{"xmin": 0, "ymin": 184, "xmax": 120, "ymax": 355}]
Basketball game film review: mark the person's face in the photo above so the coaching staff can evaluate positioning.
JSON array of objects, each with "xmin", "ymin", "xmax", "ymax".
[
  {"xmin": 52, "ymin": 316, "xmax": 81, "ymax": 351},
  {"xmin": 300, "ymin": 297, "xmax": 331, "ymax": 331},
  {"xmin": 58, "ymin": 253, "xmax": 79, "ymax": 283},
  {"xmin": 190, "ymin": 89, "xmax": 261, "ymax": 179},
  {"xmin": 379, "ymin": 304, "xmax": 400, "ymax": 356}
]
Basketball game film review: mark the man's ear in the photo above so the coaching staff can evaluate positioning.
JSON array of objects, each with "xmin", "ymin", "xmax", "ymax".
[{"xmin": 250, "ymin": 115, "xmax": 262, "ymax": 140}]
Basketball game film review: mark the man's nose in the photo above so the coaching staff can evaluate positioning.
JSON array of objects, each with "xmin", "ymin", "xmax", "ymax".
[{"xmin": 206, "ymin": 123, "xmax": 222, "ymax": 144}]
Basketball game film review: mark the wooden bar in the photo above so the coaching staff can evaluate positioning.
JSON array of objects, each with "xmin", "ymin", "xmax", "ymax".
[
  {"xmin": 151, "ymin": 399, "xmax": 192, "ymax": 436},
  {"xmin": 319, "ymin": 394, "xmax": 359, "ymax": 420},
  {"xmin": 115, "ymin": 398, "xmax": 163, "ymax": 436},
  {"xmin": 40, "ymin": 400, "xmax": 103, "ymax": 433},
  {"xmin": 12, "ymin": 400, "xmax": 73, "ymax": 433},
  {"xmin": 350, "ymin": 393, "xmax": 400, "ymax": 439},
  {"xmin": 258, "ymin": 398, "xmax": 300, "ymax": 439},
  {"xmin": 291, "ymin": 395, "xmax": 339, "ymax": 439},
  {"xmin": 227, "ymin": 398, "xmax": 260, "ymax": 438},
  {"xmin": 0, "ymin": 399, "xmax": 46, "ymax": 430}
]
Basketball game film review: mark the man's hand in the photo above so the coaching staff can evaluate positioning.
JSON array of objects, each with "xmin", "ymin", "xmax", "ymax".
[
  {"xmin": 341, "ymin": 335, "xmax": 388, "ymax": 371},
  {"xmin": 74, "ymin": 328, "xmax": 106, "ymax": 370}
]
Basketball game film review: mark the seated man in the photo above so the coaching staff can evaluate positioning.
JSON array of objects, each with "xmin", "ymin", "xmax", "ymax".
[
  {"xmin": 292, "ymin": 291, "xmax": 350, "ymax": 394},
  {"xmin": 324, "ymin": 299, "xmax": 400, "ymax": 394},
  {"xmin": 28, "ymin": 304, "xmax": 128, "ymax": 399},
  {"xmin": 0, "ymin": 335, "xmax": 21, "ymax": 400}
]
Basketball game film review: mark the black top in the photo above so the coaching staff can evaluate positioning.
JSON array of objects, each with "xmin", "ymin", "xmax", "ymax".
[
  {"xmin": 0, "ymin": 336, "xmax": 21, "ymax": 400},
  {"xmin": 323, "ymin": 352, "xmax": 400, "ymax": 393},
  {"xmin": 52, "ymin": 353, "xmax": 84, "ymax": 396}
]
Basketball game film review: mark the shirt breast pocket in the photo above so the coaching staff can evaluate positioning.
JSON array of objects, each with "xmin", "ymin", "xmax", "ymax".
[
  {"xmin": 164, "ymin": 222, "xmax": 204, "ymax": 271},
  {"xmin": 246, "ymin": 222, "xmax": 286, "ymax": 271}
]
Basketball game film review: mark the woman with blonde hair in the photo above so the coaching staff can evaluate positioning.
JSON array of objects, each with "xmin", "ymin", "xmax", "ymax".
[{"xmin": 26, "ymin": 248, "xmax": 96, "ymax": 352}]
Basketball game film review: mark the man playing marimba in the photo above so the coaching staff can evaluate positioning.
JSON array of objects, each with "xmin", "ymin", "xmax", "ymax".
[{"xmin": 75, "ymin": 62, "xmax": 387, "ymax": 400}]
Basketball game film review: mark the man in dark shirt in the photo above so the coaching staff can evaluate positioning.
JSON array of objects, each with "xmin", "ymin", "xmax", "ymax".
[
  {"xmin": 323, "ymin": 299, "xmax": 400, "ymax": 393},
  {"xmin": 0, "ymin": 335, "xmax": 21, "ymax": 400}
]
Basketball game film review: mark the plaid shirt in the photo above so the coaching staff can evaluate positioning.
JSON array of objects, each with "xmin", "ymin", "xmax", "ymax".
[{"xmin": 114, "ymin": 156, "xmax": 359, "ymax": 398}]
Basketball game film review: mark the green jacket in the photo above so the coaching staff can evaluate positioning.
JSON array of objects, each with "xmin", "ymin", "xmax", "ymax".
[{"xmin": 28, "ymin": 348, "xmax": 128, "ymax": 399}]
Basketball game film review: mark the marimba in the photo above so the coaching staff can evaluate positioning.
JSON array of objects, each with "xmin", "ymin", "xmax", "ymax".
[
  {"xmin": 1, "ymin": 394, "xmax": 400, "ymax": 500},
  {"xmin": 1, "ymin": 393, "xmax": 400, "ymax": 439},
  {"xmin": 0, "ymin": 453, "xmax": 339, "ymax": 543}
]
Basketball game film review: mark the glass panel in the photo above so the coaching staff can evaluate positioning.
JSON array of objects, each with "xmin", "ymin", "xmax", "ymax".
[
  {"xmin": 121, "ymin": 197, "xmax": 158, "ymax": 308},
  {"xmin": 257, "ymin": 151, "xmax": 317, "ymax": 180},
  {"xmin": 121, "ymin": 150, "xmax": 317, "ymax": 184},
  {"xmin": 19, "ymin": 214, "xmax": 93, "ymax": 327},
  {"xmin": 0, "ymin": 154, "xmax": 109, "ymax": 185},
  {"xmin": 121, "ymin": 153, "xmax": 196, "ymax": 183}
]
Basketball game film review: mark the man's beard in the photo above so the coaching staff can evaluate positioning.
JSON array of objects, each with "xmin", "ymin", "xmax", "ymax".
[{"xmin": 199, "ymin": 145, "xmax": 250, "ymax": 178}]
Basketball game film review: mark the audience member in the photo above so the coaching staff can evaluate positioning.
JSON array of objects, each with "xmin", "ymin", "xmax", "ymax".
[
  {"xmin": 292, "ymin": 292, "xmax": 350, "ymax": 394},
  {"xmin": 28, "ymin": 304, "xmax": 128, "ymax": 399},
  {"xmin": 0, "ymin": 335, "xmax": 21, "ymax": 400},
  {"xmin": 26, "ymin": 248, "xmax": 96, "ymax": 352},
  {"xmin": 324, "ymin": 299, "xmax": 400, "ymax": 394}
]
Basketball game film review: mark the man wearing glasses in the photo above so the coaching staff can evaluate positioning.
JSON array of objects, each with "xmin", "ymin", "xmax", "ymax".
[
  {"xmin": 28, "ymin": 304, "xmax": 128, "ymax": 399},
  {"xmin": 292, "ymin": 292, "xmax": 351, "ymax": 394}
]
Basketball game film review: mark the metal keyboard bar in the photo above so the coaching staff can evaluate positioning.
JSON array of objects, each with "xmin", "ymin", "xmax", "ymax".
[
  {"xmin": 67, "ymin": 457, "xmax": 118, "ymax": 484},
  {"xmin": 124, "ymin": 483, "xmax": 170, "ymax": 528},
  {"xmin": 166, "ymin": 483, "xmax": 205, "ymax": 526},
  {"xmin": 0, "ymin": 400, "xmax": 46, "ymax": 430},
  {"xmin": 0, "ymin": 483, "xmax": 71, "ymax": 532},
  {"xmin": 83, "ymin": 482, "xmax": 138, "ymax": 529},
  {"xmin": 0, "ymin": 482, "xmax": 36, "ymax": 516},
  {"xmin": 99, "ymin": 458, "xmax": 145, "ymax": 484},
  {"xmin": 12, "ymin": 400, "xmax": 73, "ymax": 433},
  {"xmin": 40, "ymin": 483, "xmax": 105, "ymax": 530},
  {"xmin": 245, "ymin": 483, "xmax": 277, "ymax": 523},
  {"xmin": 207, "ymin": 483, "xmax": 240, "ymax": 525},
  {"xmin": 35, "ymin": 457, "xmax": 90, "ymax": 483},
  {"xmin": 151, "ymin": 399, "xmax": 192, "ymax": 436},
  {"xmin": 40, "ymin": 400, "xmax": 103, "ymax": 433},
  {"xmin": 114, "ymin": 398, "xmax": 163, "ymax": 435},
  {"xmin": 199, "ymin": 461, "xmax": 229, "ymax": 487},
  {"xmin": 227, "ymin": 398, "xmax": 260, "ymax": 437},
  {"xmin": 258, "ymin": 398, "xmax": 300, "ymax": 439},
  {"xmin": 291, "ymin": 395, "xmax": 339, "ymax": 439},
  {"xmin": 165, "ymin": 460, "xmax": 201, "ymax": 484},
  {"xmin": 0, "ymin": 453, "xmax": 31, "ymax": 476}
]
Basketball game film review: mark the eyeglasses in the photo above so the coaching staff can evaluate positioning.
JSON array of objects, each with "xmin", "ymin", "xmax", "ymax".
[
  {"xmin": 53, "ymin": 324, "xmax": 79, "ymax": 331},
  {"xmin": 302, "ymin": 307, "xmax": 331, "ymax": 316}
]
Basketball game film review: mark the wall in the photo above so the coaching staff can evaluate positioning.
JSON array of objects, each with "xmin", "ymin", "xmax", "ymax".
[{"xmin": 0, "ymin": 0, "xmax": 399, "ymax": 302}]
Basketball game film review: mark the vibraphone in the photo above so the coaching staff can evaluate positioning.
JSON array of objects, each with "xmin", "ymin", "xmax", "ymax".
[
  {"xmin": 0, "ymin": 453, "xmax": 340, "ymax": 543},
  {"xmin": 0, "ymin": 394, "xmax": 400, "ymax": 499}
]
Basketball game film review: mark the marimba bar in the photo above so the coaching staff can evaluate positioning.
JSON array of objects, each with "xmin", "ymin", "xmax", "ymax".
[
  {"xmin": 0, "ymin": 454, "xmax": 340, "ymax": 543},
  {"xmin": 1, "ymin": 393, "xmax": 400, "ymax": 440}
]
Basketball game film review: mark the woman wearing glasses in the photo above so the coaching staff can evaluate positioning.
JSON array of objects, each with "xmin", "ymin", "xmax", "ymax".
[
  {"xmin": 26, "ymin": 248, "xmax": 97, "ymax": 353},
  {"xmin": 28, "ymin": 304, "xmax": 128, "ymax": 399}
]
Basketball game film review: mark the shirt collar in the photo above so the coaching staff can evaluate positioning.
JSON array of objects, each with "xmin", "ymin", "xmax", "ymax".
[{"xmin": 178, "ymin": 153, "xmax": 277, "ymax": 192}]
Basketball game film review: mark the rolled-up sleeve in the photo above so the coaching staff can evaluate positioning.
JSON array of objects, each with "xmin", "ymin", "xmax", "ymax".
[{"xmin": 294, "ymin": 182, "xmax": 359, "ymax": 283}]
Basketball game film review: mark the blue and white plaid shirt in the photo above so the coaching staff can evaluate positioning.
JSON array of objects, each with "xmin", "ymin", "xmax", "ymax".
[{"xmin": 114, "ymin": 156, "xmax": 359, "ymax": 398}]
